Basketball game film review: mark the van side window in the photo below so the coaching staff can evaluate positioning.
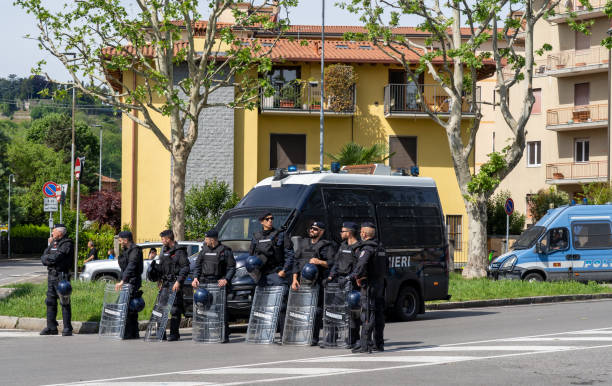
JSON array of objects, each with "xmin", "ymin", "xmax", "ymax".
[
  {"xmin": 377, "ymin": 203, "xmax": 443, "ymax": 248},
  {"xmin": 293, "ymin": 188, "xmax": 325, "ymax": 237},
  {"xmin": 572, "ymin": 222, "xmax": 612, "ymax": 249},
  {"xmin": 547, "ymin": 227, "xmax": 569, "ymax": 252},
  {"xmin": 323, "ymin": 189, "xmax": 376, "ymax": 243}
]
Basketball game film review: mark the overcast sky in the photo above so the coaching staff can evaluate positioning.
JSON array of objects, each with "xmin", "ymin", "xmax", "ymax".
[{"xmin": 1, "ymin": 2, "xmax": 417, "ymax": 81}]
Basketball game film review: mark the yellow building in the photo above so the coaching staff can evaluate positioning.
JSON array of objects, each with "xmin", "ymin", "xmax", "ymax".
[{"xmin": 121, "ymin": 23, "xmax": 487, "ymax": 266}]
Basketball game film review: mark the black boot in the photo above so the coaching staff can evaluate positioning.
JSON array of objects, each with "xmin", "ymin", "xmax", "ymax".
[
  {"xmin": 61, "ymin": 304, "xmax": 72, "ymax": 336},
  {"xmin": 168, "ymin": 317, "xmax": 180, "ymax": 341},
  {"xmin": 40, "ymin": 327, "xmax": 58, "ymax": 335}
]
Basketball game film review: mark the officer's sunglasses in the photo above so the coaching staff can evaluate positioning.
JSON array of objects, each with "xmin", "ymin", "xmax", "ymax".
[
  {"xmin": 263, "ymin": 216, "xmax": 274, "ymax": 221},
  {"xmin": 309, "ymin": 226, "xmax": 321, "ymax": 231}
]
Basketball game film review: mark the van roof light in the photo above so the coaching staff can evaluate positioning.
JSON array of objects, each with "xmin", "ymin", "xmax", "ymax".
[
  {"xmin": 273, "ymin": 168, "xmax": 289, "ymax": 181},
  {"xmin": 583, "ymin": 197, "xmax": 588, "ymax": 205},
  {"xmin": 288, "ymin": 165, "xmax": 298, "ymax": 172},
  {"xmin": 410, "ymin": 165, "xmax": 420, "ymax": 177},
  {"xmin": 331, "ymin": 162, "xmax": 341, "ymax": 173}
]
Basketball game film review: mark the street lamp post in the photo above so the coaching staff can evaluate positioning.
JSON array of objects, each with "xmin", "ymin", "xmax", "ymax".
[
  {"xmin": 8, "ymin": 174, "xmax": 15, "ymax": 259},
  {"xmin": 62, "ymin": 52, "xmax": 77, "ymax": 209},
  {"xmin": 607, "ymin": 28, "xmax": 612, "ymax": 184},
  {"xmin": 319, "ymin": 0, "xmax": 325, "ymax": 171},
  {"xmin": 93, "ymin": 124, "xmax": 102, "ymax": 191}
]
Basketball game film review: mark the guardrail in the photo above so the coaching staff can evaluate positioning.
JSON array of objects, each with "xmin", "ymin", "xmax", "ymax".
[
  {"xmin": 260, "ymin": 82, "xmax": 356, "ymax": 113},
  {"xmin": 547, "ymin": 46, "xmax": 608, "ymax": 70},
  {"xmin": 553, "ymin": 0, "xmax": 607, "ymax": 14},
  {"xmin": 546, "ymin": 103, "xmax": 608, "ymax": 126},
  {"xmin": 546, "ymin": 161, "xmax": 607, "ymax": 180},
  {"xmin": 384, "ymin": 83, "xmax": 480, "ymax": 114}
]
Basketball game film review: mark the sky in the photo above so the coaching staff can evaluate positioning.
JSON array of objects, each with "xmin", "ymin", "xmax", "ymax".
[{"xmin": 0, "ymin": 2, "xmax": 416, "ymax": 81}]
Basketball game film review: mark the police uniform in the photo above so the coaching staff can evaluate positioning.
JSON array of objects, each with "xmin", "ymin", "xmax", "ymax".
[
  {"xmin": 293, "ymin": 228, "xmax": 336, "ymax": 345},
  {"xmin": 40, "ymin": 226, "xmax": 74, "ymax": 335},
  {"xmin": 118, "ymin": 235, "xmax": 143, "ymax": 339},
  {"xmin": 149, "ymin": 242, "xmax": 190, "ymax": 341},
  {"xmin": 352, "ymin": 223, "xmax": 386, "ymax": 353},
  {"xmin": 193, "ymin": 231, "xmax": 236, "ymax": 341}
]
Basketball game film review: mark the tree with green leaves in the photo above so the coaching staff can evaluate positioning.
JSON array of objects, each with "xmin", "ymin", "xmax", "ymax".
[
  {"xmin": 487, "ymin": 190, "xmax": 525, "ymax": 235},
  {"xmin": 327, "ymin": 142, "xmax": 393, "ymax": 166},
  {"xmin": 15, "ymin": 0, "xmax": 298, "ymax": 239},
  {"xmin": 527, "ymin": 187, "xmax": 569, "ymax": 221},
  {"xmin": 341, "ymin": 0, "xmax": 569, "ymax": 278}
]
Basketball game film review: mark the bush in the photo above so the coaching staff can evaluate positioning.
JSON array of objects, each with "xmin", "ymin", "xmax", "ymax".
[
  {"xmin": 487, "ymin": 191, "xmax": 525, "ymax": 235},
  {"xmin": 79, "ymin": 223, "xmax": 115, "ymax": 262},
  {"xmin": 81, "ymin": 191, "xmax": 121, "ymax": 230},
  {"xmin": 527, "ymin": 187, "xmax": 569, "ymax": 222},
  {"xmin": 10, "ymin": 224, "xmax": 49, "ymax": 238},
  {"xmin": 576, "ymin": 182, "xmax": 612, "ymax": 205}
]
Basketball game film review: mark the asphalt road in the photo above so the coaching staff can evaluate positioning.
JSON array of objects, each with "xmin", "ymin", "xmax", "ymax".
[
  {"xmin": 0, "ymin": 258, "xmax": 46, "ymax": 286},
  {"xmin": 3, "ymin": 299, "xmax": 612, "ymax": 385}
]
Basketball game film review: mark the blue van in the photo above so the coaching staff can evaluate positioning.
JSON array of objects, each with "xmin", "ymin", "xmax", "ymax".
[{"xmin": 488, "ymin": 204, "xmax": 612, "ymax": 282}]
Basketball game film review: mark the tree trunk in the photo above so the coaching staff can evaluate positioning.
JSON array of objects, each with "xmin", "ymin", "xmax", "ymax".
[
  {"xmin": 462, "ymin": 197, "xmax": 489, "ymax": 279},
  {"xmin": 170, "ymin": 154, "xmax": 187, "ymax": 240}
]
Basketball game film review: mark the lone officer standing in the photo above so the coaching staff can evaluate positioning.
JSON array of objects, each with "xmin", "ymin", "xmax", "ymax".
[
  {"xmin": 40, "ymin": 224, "xmax": 74, "ymax": 336},
  {"xmin": 115, "ymin": 231, "xmax": 143, "ymax": 339},
  {"xmin": 326, "ymin": 221, "xmax": 361, "ymax": 348},
  {"xmin": 352, "ymin": 222, "xmax": 386, "ymax": 353},
  {"xmin": 149, "ymin": 229, "xmax": 190, "ymax": 341},
  {"xmin": 249, "ymin": 212, "xmax": 294, "ymax": 337},
  {"xmin": 291, "ymin": 221, "xmax": 336, "ymax": 346},
  {"xmin": 192, "ymin": 229, "xmax": 236, "ymax": 343}
]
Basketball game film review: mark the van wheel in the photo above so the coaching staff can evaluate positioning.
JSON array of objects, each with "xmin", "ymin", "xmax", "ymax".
[
  {"xmin": 523, "ymin": 272, "xmax": 544, "ymax": 283},
  {"xmin": 393, "ymin": 286, "xmax": 420, "ymax": 322},
  {"xmin": 97, "ymin": 275, "xmax": 118, "ymax": 283}
]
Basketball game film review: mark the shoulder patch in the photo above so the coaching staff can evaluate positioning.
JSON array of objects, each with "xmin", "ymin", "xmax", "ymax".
[{"xmin": 360, "ymin": 251, "xmax": 365, "ymax": 258}]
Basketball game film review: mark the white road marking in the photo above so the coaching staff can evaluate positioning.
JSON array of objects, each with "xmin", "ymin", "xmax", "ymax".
[
  {"xmin": 303, "ymin": 356, "xmax": 478, "ymax": 363},
  {"xmin": 187, "ymin": 367, "xmax": 354, "ymax": 375},
  {"xmin": 504, "ymin": 337, "xmax": 612, "ymax": 342},
  {"xmin": 0, "ymin": 330, "xmax": 44, "ymax": 338},
  {"xmin": 565, "ymin": 330, "xmax": 612, "ymax": 335},
  {"xmin": 70, "ymin": 383, "xmax": 215, "ymax": 386},
  {"xmin": 410, "ymin": 345, "xmax": 577, "ymax": 352}
]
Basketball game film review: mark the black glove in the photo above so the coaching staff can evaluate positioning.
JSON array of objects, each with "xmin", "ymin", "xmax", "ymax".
[{"xmin": 147, "ymin": 262, "xmax": 160, "ymax": 282}]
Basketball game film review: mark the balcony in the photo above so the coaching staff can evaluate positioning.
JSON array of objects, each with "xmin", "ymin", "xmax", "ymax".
[
  {"xmin": 546, "ymin": 103, "xmax": 608, "ymax": 131},
  {"xmin": 546, "ymin": 46, "xmax": 609, "ymax": 77},
  {"xmin": 383, "ymin": 84, "xmax": 479, "ymax": 118},
  {"xmin": 546, "ymin": 161, "xmax": 608, "ymax": 184},
  {"xmin": 548, "ymin": 0, "xmax": 607, "ymax": 23},
  {"xmin": 260, "ymin": 82, "xmax": 355, "ymax": 116}
]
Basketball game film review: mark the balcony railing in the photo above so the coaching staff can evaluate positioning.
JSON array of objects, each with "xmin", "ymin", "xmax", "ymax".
[
  {"xmin": 384, "ymin": 84, "xmax": 480, "ymax": 115},
  {"xmin": 547, "ymin": 46, "xmax": 608, "ymax": 70},
  {"xmin": 546, "ymin": 103, "xmax": 608, "ymax": 126},
  {"xmin": 260, "ymin": 82, "xmax": 356, "ymax": 114},
  {"xmin": 552, "ymin": 0, "xmax": 607, "ymax": 15},
  {"xmin": 546, "ymin": 161, "xmax": 607, "ymax": 181}
]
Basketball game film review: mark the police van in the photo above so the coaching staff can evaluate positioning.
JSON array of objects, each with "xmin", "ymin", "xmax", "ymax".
[
  {"xmin": 488, "ymin": 204, "xmax": 612, "ymax": 282},
  {"xmin": 216, "ymin": 168, "xmax": 451, "ymax": 321}
]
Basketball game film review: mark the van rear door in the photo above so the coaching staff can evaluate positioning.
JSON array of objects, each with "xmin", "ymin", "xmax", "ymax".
[{"xmin": 569, "ymin": 219, "xmax": 612, "ymax": 281}]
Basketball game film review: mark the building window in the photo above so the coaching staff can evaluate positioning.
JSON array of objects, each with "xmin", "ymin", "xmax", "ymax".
[
  {"xmin": 269, "ymin": 66, "xmax": 301, "ymax": 84},
  {"xmin": 531, "ymin": 88, "xmax": 541, "ymax": 114},
  {"xmin": 446, "ymin": 215, "xmax": 462, "ymax": 251},
  {"xmin": 270, "ymin": 134, "xmax": 306, "ymax": 170},
  {"xmin": 389, "ymin": 136, "xmax": 417, "ymax": 171},
  {"xmin": 575, "ymin": 139, "xmax": 589, "ymax": 163},
  {"xmin": 527, "ymin": 141, "xmax": 541, "ymax": 167},
  {"xmin": 574, "ymin": 83, "xmax": 590, "ymax": 106}
]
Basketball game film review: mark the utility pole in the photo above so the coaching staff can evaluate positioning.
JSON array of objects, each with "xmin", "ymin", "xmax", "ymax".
[
  {"xmin": 8, "ymin": 174, "xmax": 14, "ymax": 259},
  {"xmin": 319, "ymin": 0, "xmax": 325, "ymax": 171},
  {"xmin": 63, "ymin": 52, "xmax": 77, "ymax": 209},
  {"xmin": 93, "ymin": 124, "xmax": 102, "ymax": 191}
]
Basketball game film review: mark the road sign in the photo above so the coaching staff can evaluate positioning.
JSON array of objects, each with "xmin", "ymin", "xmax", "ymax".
[
  {"xmin": 75, "ymin": 157, "xmax": 82, "ymax": 181},
  {"xmin": 44, "ymin": 197, "xmax": 58, "ymax": 212},
  {"xmin": 504, "ymin": 198, "xmax": 514, "ymax": 216},
  {"xmin": 0, "ymin": 224, "xmax": 7, "ymax": 232},
  {"xmin": 42, "ymin": 181, "xmax": 60, "ymax": 198}
]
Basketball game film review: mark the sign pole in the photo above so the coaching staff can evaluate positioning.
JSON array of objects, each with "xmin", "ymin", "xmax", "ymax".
[
  {"xmin": 506, "ymin": 214, "xmax": 509, "ymax": 254},
  {"xmin": 504, "ymin": 197, "xmax": 514, "ymax": 254},
  {"xmin": 74, "ymin": 179, "xmax": 80, "ymax": 279}
]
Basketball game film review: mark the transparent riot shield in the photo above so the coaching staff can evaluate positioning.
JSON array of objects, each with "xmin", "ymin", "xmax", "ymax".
[
  {"xmin": 321, "ymin": 282, "xmax": 351, "ymax": 348},
  {"xmin": 282, "ymin": 285, "xmax": 319, "ymax": 346},
  {"xmin": 246, "ymin": 286, "xmax": 286, "ymax": 344},
  {"xmin": 144, "ymin": 287, "xmax": 177, "ymax": 342},
  {"xmin": 98, "ymin": 283, "xmax": 131, "ymax": 340},
  {"xmin": 192, "ymin": 284, "xmax": 226, "ymax": 343}
]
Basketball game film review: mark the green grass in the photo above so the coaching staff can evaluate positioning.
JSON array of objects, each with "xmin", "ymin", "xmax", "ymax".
[
  {"xmin": 0, "ymin": 281, "xmax": 159, "ymax": 322},
  {"xmin": 429, "ymin": 272, "xmax": 612, "ymax": 303}
]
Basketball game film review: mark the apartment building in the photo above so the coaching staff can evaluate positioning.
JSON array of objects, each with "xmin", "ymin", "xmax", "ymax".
[{"xmin": 477, "ymin": 1, "xmax": 611, "ymax": 223}]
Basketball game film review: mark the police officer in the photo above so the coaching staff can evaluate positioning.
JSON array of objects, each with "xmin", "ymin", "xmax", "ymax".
[
  {"xmin": 40, "ymin": 224, "xmax": 74, "ymax": 336},
  {"xmin": 249, "ymin": 212, "xmax": 294, "ymax": 337},
  {"xmin": 115, "ymin": 231, "xmax": 143, "ymax": 339},
  {"xmin": 291, "ymin": 221, "xmax": 336, "ymax": 346},
  {"xmin": 149, "ymin": 229, "xmax": 190, "ymax": 341},
  {"xmin": 192, "ymin": 229, "xmax": 236, "ymax": 343},
  {"xmin": 352, "ymin": 222, "xmax": 386, "ymax": 353},
  {"xmin": 326, "ymin": 221, "xmax": 361, "ymax": 348}
]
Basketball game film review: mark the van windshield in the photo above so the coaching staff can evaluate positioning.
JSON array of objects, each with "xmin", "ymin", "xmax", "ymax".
[
  {"xmin": 217, "ymin": 208, "xmax": 293, "ymax": 242},
  {"xmin": 235, "ymin": 184, "xmax": 311, "ymax": 209},
  {"xmin": 513, "ymin": 226, "xmax": 546, "ymax": 250}
]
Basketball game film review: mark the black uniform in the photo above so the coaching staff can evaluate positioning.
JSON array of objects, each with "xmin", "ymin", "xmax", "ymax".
[
  {"xmin": 352, "ymin": 238, "xmax": 386, "ymax": 352},
  {"xmin": 328, "ymin": 240, "xmax": 361, "ymax": 346},
  {"xmin": 193, "ymin": 242, "xmax": 236, "ymax": 340},
  {"xmin": 40, "ymin": 236, "xmax": 74, "ymax": 333},
  {"xmin": 118, "ymin": 243, "xmax": 143, "ymax": 339},
  {"xmin": 293, "ymin": 237, "xmax": 336, "ymax": 345},
  {"xmin": 149, "ymin": 243, "xmax": 190, "ymax": 340},
  {"xmin": 249, "ymin": 227, "xmax": 294, "ymax": 336}
]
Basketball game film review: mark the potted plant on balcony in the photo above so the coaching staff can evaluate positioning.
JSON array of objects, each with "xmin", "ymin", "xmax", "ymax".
[
  {"xmin": 324, "ymin": 64, "xmax": 358, "ymax": 113},
  {"xmin": 279, "ymin": 82, "xmax": 301, "ymax": 108}
]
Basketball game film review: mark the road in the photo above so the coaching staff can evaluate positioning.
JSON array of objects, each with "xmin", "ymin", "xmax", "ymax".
[
  {"xmin": 2, "ymin": 299, "xmax": 612, "ymax": 385},
  {"xmin": 0, "ymin": 258, "xmax": 46, "ymax": 286}
]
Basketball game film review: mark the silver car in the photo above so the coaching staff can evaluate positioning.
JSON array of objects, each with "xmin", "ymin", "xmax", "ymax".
[{"xmin": 79, "ymin": 241, "xmax": 202, "ymax": 282}]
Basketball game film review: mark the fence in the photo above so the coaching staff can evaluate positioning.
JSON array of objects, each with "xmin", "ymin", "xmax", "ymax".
[
  {"xmin": 547, "ymin": 46, "xmax": 608, "ymax": 70},
  {"xmin": 451, "ymin": 241, "xmax": 469, "ymax": 270},
  {"xmin": 546, "ymin": 161, "xmax": 608, "ymax": 180},
  {"xmin": 384, "ymin": 83, "xmax": 480, "ymax": 115},
  {"xmin": 553, "ymin": 0, "xmax": 606, "ymax": 14},
  {"xmin": 260, "ymin": 82, "xmax": 356, "ymax": 113},
  {"xmin": 546, "ymin": 103, "xmax": 608, "ymax": 126}
]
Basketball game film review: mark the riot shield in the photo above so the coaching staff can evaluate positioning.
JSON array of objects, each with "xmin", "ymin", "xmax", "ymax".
[
  {"xmin": 246, "ymin": 286, "xmax": 286, "ymax": 344},
  {"xmin": 144, "ymin": 287, "xmax": 177, "ymax": 342},
  {"xmin": 98, "ymin": 283, "xmax": 131, "ymax": 340},
  {"xmin": 282, "ymin": 285, "xmax": 319, "ymax": 346},
  {"xmin": 321, "ymin": 282, "xmax": 351, "ymax": 348},
  {"xmin": 192, "ymin": 283, "xmax": 226, "ymax": 343}
]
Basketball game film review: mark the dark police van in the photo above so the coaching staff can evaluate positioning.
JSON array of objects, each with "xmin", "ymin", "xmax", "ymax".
[{"xmin": 215, "ymin": 170, "xmax": 451, "ymax": 321}]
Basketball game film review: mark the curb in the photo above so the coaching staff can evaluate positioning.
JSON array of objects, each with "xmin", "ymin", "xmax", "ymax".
[{"xmin": 426, "ymin": 293, "xmax": 612, "ymax": 310}]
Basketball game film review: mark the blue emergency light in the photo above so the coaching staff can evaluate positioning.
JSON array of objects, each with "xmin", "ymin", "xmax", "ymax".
[
  {"xmin": 331, "ymin": 162, "xmax": 341, "ymax": 173},
  {"xmin": 287, "ymin": 165, "xmax": 298, "ymax": 172}
]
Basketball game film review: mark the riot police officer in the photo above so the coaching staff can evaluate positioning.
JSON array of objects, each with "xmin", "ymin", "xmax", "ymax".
[
  {"xmin": 291, "ymin": 221, "xmax": 336, "ymax": 346},
  {"xmin": 326, "ymin": 221, "xmax": 361, "ymax": 348},
  {"xmin": 352, "ymin": 222, "xmax": 386, "ymax": 353},
  {"xmin": 192, "ymin": 229, "xmax": 236, "ymax": 343},
  {"xmin": 149, "ymin": 229, "xmax": 190, "ymax": 341},
  {"xmin": 249, "ymin": 212, "xmax": 294, "ymax": 337},
  {"xmin": 115, "ymin": 231, "xmax": 144, "ymax": 339},
  {"xmin": 40, "ymin": 224, "xmax": 74, "ymax": 336}
]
